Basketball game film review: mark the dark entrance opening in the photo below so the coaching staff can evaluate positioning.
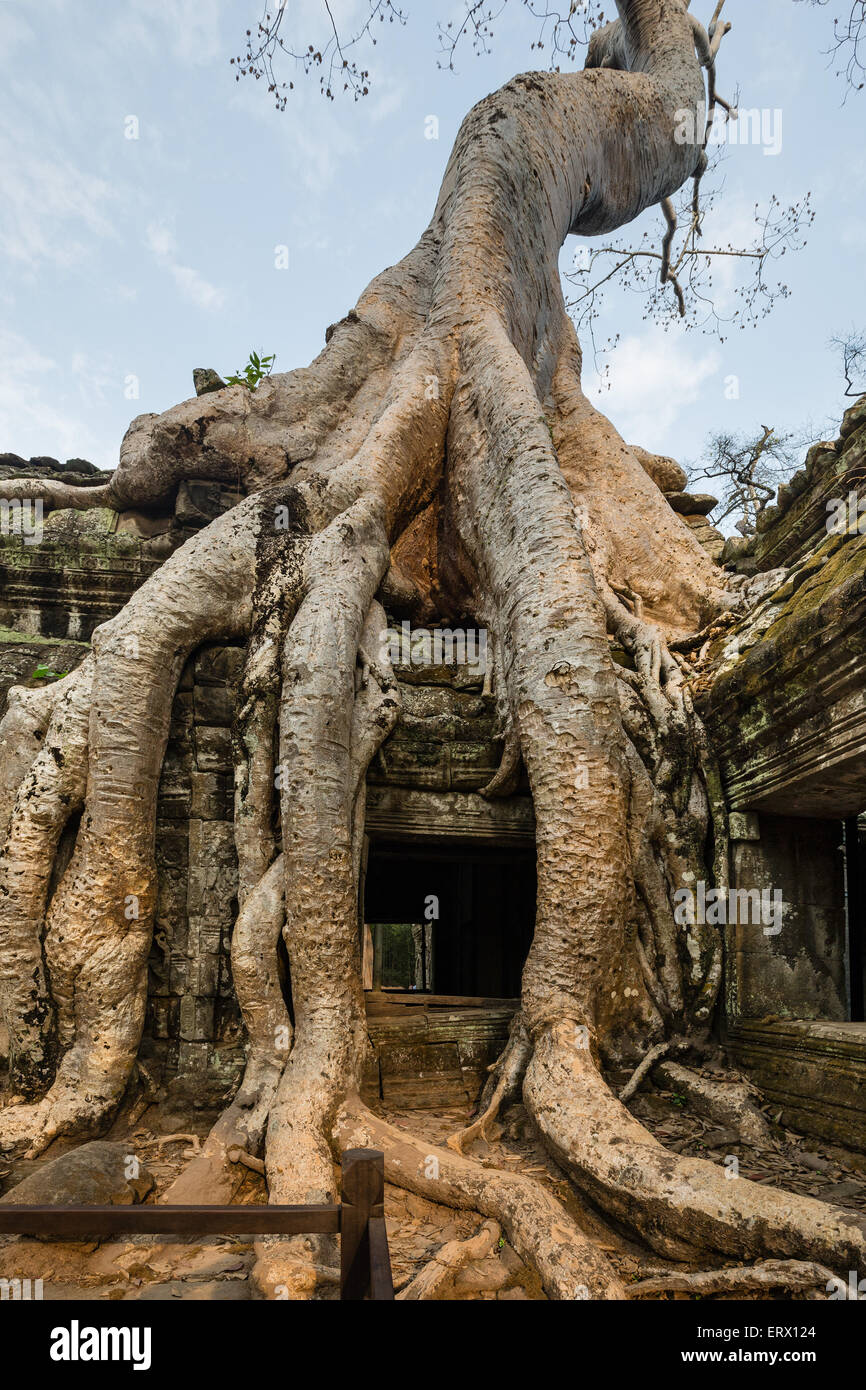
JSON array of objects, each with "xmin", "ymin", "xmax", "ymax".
[{"xmin": 363, "ymin": 841, "xmax": 536, "ymax": 998}]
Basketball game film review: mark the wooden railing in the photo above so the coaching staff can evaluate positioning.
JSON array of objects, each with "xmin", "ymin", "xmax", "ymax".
[{"xmin": 0, "ymin": 1146, "xmax": 393, "ymax": 1301}]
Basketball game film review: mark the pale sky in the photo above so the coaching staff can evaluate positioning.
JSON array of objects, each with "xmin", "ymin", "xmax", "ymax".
[{"xmin": 0, "ymin": 0, "xmax": 863, "ymax": 475}]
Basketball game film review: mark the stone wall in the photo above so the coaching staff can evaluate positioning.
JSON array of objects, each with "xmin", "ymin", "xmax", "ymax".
[
  {"xmin": 0, "ymin": 464, "xmax": 241, "ymax": 642},
  {"xmin": 0, "ymin": 549, "xmax": 521, "ymax": 1104},
  {"xmin": 0, "ymin": 522, "xmax": 165, "ymax": 642},
  {"xmin": 701, "ymin": 396, "xmax": 866, "ymax": 818},
  {"xmin": 0, "ymin": 632, "xmax": 90, "ymax": 709},
  {"xmin": 728, "ymin": 1019, "xmax": 866, "ymax": 1149},
  {"xmin": 721, "ymin": 396, "xmax": 866, "ymax": 575},
  {"xmin": 140, "ymin": 638, "xmax": 527, "ymax": 1098},
  {"xmin": 5, "ymin": 409, "xmax": 866, "ymax": 1136},
  {"xmin": 367, "ymin": 671, "xmax": 502, "ymax": 794},
  {"xmin": 727, "ymin": 813, "xmax": 847, "ymax": 1023},
  {"xmin": 0, "ymin": 470, "xmax": 251, "ymax": 1103},
  {"xmin": 702, "ymin": 399, "xmax": 866, "ymax": 1147},
  {"xmin": 144, "ymin": 644, "xmax": 247, "ymax": 1107}
]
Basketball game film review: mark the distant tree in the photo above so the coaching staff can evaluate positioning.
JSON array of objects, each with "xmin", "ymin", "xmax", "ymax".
[
  {"xmin": 689, "ymin": 425, "xmax": 803, "ymax": 535},
  {"xmin": 832, "ymin": 329, "xmax": 866, "ymax": 397}
]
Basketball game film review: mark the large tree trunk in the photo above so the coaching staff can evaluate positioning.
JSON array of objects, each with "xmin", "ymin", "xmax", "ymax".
[{"xmin": 1, "ymin": 0, "xmax": 863, "ymax": 1294}]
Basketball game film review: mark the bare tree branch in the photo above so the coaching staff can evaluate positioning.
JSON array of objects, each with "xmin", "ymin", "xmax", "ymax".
[
  {"xmin": 564, "ymin": 172, "xmax": 815, "ymax": 374},
  {"xmin": 234, "ymin": 1, "xmax": 607, "ymax": 107},
  {"xmin": 232, "ymin": 1, "xmax": 408, "ymax": 105},
  {"xmin": 235, "ymin": 2, "xmax": 866, "ymax": 107},
  {"xmin": 232, "ymin": 3, "xmax": 813, "ymax": 378},
  {"xmin": 798, "ymin": 0, "xmax": 866, "ymax": 94},
  {"xmin": 832, "ymin": 329, "xmax": 866, "ymax": 396},
  {"xmin": 435, "ymin": 1, "xmax": 605, "ymax": 74}
]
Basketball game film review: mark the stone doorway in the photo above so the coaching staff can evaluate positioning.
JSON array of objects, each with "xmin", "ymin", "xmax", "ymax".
[
  {"xmin": 362, "ymin": 840, "xmax": 536, "ymax": 999},
  {"xmin": 725, "ymin": 810, "xmax": 866, "ymax": 1148}
]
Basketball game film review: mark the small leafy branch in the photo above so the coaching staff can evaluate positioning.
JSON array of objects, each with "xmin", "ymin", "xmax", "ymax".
[
  {"xmin": 32, "ymin": 665, "xmax": 68, "ymax": 682},
  {"xmin": 225, "ymin": 351, "xmax": 276, "ymax": 391}
]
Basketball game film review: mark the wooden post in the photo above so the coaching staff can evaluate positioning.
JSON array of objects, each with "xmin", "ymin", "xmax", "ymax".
[
  {"xmin": 372, "ymin": 922, "xmax": 384, "ymax": 991},
  {"xmin": 360, "ymin": 836, "xmax": 374, "ymax": 991},
  {"xmin": 0, "ymin": 1153, "xmax": 394, "ymax": 1301},
  {"xmin": 845, "ymin": 817, "xmax": 865, "ymax": 1020},
  {"xmin": 340, "ymin": 1148, "xmax": 386, "ymax": 1300}
]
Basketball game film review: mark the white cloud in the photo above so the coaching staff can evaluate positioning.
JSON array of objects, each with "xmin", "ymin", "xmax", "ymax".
[
  {"xmin": 752, "ymin": 36, "xmax": 807, "ymax": 95},
  {"xmin": 294, "ymin": 0, "xmax": 367, "ymax": 33},
  {"xmin": 0, "ymin": 137, "xmax": 115, "ymax": 269},
  {"xmin": 0, "ymin": 329, "xmax": 113, "ymax": 467},
  {"xmin": 145, "ymin": 221, "xmax": 225, "ymax": 311},
  {"xmin": 145, "ymin": 223, "xmax": 177, "ymax": 260},
  {"xmin": 227, "ymin": 76, "xmax": 360, "ymax": 195},
  {"xmin": 69, "ymin": 352, "xmax": 118, "ymax": 409},
  {"xmin": 365, "ymin": 73, "xmax": 407, "ymax": 124},
  {"xmin": 0, "ymin": 5, "xmax": 34, "ymax": 61},
  {"xmin": 168, "ymin": 263, "xmax": 225, "ymax": 311},
  {"xmin": 587, "ymin": 328, "xmax": 720, "ymax": 450},
  {"xmin": 123, "ymin": 0, "xmax": 224, "ymax": 67},
  {"xmin": 0, "ymin": 331, "xmax": 55, "ymax": 379}
]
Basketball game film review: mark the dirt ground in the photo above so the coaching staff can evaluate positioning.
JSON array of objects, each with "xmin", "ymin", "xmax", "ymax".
[{"xmin": 1, "ymin": 1079, "xmax": 863, "ymax": 1301}]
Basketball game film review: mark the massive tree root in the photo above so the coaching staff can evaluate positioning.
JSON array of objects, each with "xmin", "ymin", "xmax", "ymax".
[
  {"xmin": 0, "ymin": 658, "xmax": 93, "ymax": 1097},
  {"xmin": 336, "ymin": 1100, "xmax": 625, "ymax": 1300},
  {"xmin": 0, "ymin": 502, "xmax": 259, "ymax": 1147},
  {"xmin": 2, "ymin": 0, "xmax": 863, "ymax": 1296}
]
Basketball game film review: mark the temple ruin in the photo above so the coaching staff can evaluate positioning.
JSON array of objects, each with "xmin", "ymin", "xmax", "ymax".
[{"xmin": 2, "ymin": 392, "xmax": 864, "ymax": 1152}]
